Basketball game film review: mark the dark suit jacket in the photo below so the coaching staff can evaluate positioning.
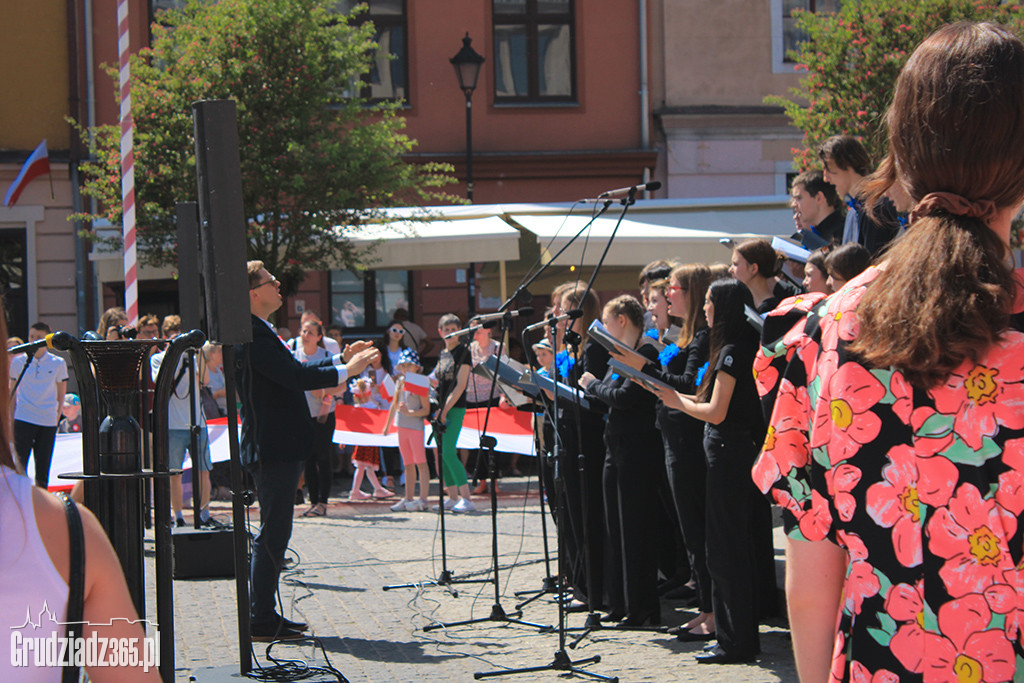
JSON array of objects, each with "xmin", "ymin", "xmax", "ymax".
[{"xmin": 236, "ymin": 314, "xmax": 339, "ymax": 465}]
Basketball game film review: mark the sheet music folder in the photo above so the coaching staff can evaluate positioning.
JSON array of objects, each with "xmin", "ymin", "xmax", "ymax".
[{"xmin": 608, "ymin": 358, "xmax": 675, "ymax": 394}]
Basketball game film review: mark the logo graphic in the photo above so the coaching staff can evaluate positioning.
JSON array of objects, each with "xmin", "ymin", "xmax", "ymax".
[{"xmin": 10, "ymin": 601, "xmax": 160, "ymax": 671}]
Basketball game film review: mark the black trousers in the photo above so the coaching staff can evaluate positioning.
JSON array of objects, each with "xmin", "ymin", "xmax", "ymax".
[
  {"xmin": 603, "ymin": 428, "xmax": 663, "ymax": 620},
  {"xmin": 663, "ymin": 416, "xmax": 712, "ymax": 612},
  {"xmin": 703, "ymin": 426, "xmax": 765, "ymax": 656},
  {"xmin": 556, "ymin": 408, "xmax": 606, "ymax": 609},
  {"xmin": 14, "ymin": 420, "xmax": 58, "ymax": 488},
  {"xmin": 247, "ymin": 458, "xmax": 304, "ymax": 628},
  {"xmin": 304, "ymin": 413, "xmax": 336, "ymax": 505}
]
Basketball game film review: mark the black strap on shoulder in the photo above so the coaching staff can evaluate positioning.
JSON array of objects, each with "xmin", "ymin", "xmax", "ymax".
[{"xmin": 61, "ymin": 494, "xmax": 85, "ymax": 683}]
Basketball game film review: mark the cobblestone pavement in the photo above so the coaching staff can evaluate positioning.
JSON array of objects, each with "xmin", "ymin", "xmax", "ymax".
[{"xmin": 146, "ymin": 477, "xmax": 798, "ymax": 682}]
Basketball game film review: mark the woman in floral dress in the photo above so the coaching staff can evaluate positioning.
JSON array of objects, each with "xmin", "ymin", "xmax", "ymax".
[{"xmin": 753, "ymin": 22, "xmax": 1024, "ymax": 682}]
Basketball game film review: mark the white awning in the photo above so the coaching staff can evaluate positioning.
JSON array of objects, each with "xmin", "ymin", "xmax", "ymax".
[
  {"xmin": 509, "ymin": 199, "xmax": 794, "ymax": 266},
  {"xmin": 344, "ymin": 215, "xmax": 521, "ymax": 268}
]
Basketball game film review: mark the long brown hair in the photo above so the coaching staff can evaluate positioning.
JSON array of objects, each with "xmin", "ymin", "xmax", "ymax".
[
  {"xmin": 734, "ymin": 239, "xmax": 783, "ymax": 280},
  {"xmin": 560, "ymin": 283, "xmax": 601, "ymax": 347},
  {"xmin": 671, "ymin": 263, "xmax": 711, "ymax": 349},
  {"xmin": 0, "ymin": 301, "xmax": 15, "ymax": 469},
  {"xmin": 854, "ymin": 22, "xmax": 1024, "ymax": 387}
]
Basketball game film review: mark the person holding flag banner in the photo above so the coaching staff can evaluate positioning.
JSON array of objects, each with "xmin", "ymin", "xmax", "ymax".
[
  {"xmin": 386, "ymin": 349, "xmax": 431, "ymax": 512},
  {"xmin": 3, "ymin": 140, "xmax": 51, "ymax": 207}
]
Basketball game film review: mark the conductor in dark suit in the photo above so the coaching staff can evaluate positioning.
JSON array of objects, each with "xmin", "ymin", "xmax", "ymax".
[{"xmin": 239, "ymin": 260, "xmax": 378, "ymax": 641}]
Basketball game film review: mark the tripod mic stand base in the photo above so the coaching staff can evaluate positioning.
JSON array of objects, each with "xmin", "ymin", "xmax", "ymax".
[
  {"xmin": 382, "ymin": 570, "xmax": 494, "ymax": 598},
  {"xmin": 422, "ymin": 602, "xmax": 552, "ymax": 633},
  {"xmin": 513, "ymin": 578, "xmax": 561, "ymax": 610},
  {"xmin": 473, "ymin": 650, "xmax": 618, "ymax": 682}
]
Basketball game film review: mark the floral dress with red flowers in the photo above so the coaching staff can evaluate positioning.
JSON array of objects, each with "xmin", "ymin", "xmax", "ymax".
[{"xmin": 751, "ymin": 266, "xmax": 1024, "ymax": 683}]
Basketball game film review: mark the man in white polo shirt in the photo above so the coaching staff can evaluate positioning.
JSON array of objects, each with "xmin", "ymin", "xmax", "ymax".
[{"xmin": 10, "ymin": 322, "xmax": 67, "ymax": 488}]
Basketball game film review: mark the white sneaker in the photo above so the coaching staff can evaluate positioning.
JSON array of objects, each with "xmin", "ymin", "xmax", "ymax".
[
  {"xmin": 405, "ymin": 499, "xmax": 425, "ymax": 512},
  {"xmin": 390, "ymin": 499, "xmax": 408, "ymax": 512},
  {"xmin": 453, "ymin": 498, "xmax": 476, "ymax": 513},
  {"xmin": 432, "ymin": 498, "xmax": 457, "ymax": 511}
]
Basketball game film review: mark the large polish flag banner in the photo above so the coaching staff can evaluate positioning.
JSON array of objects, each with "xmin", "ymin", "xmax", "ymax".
[{"xmin": 43, "ymin": 404, "xmax": 535, "ymax": 491}]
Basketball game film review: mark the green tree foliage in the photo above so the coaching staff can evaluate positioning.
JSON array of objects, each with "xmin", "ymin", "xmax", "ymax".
[
  {"xmin": 75, "ymin": 0, "xmax": 458, "ymax": 294},
  {"xmin": 768, "ymin": 0, "xmax": 1024, "ymax": 172}
]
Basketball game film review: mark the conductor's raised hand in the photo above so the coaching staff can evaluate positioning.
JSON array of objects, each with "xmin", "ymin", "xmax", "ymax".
[
  {"xmin": 342, "ymin": 339, "xmax": 374, "ymax": 363},
  {"xmin": 345, "ymin": 346, "xmax": 380, "ymax": 378}
]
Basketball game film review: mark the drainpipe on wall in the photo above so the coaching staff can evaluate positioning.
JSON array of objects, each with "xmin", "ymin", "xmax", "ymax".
[
  {"xmin": 84, "ymin": 0, "xmax": 99, "ymax": 328},
  {"xmin": 639, "ymin": 0, "xmax": 653, "ymax": 197},
  {"xmin": 68, "ymin": 0, "xmax": 88, "ymax": 335}
]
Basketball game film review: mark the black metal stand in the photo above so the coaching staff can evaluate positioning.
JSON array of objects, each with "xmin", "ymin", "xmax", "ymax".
[
  {"xmin": 472, "ymin": 319, "xmax": 612, "ymax": 681},
  {"xmin": 473, "ymin": 190, "xmax": 647, "ymax": 680},
  {"xmin": 382, "ymin": 418, "xmax": 493, "ymax": 597},
  {"xmin": 424, "ymin": 315, "xmax": 551, "ymax": 634},
  {"xmin": 513, "ymin": 404, "xmax": 557, "ymax": 610}
]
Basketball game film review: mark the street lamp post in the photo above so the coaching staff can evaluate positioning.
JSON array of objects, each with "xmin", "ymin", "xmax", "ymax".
[
  {"xmin": 451, "ymin": 33, "xmax": 485, "ymax": 314},
  {"xmin": 450, "ymin": 32, "xmax": 485, "ymax": 202}
]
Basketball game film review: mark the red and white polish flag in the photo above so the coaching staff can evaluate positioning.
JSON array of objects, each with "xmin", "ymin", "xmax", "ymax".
[{"xmin": 4, "ymin": 140, "xmax": 50, "ymax": 207}]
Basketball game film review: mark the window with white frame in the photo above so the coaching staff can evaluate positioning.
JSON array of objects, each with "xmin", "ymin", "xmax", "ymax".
[{"xmin": 771, "ymin": 0, "xmax": 841, "ymax": 73}]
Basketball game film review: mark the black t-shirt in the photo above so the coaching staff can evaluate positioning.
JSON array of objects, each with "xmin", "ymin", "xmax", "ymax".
[
  {"xmin": 435, "ymin": 344, "xmax": 471, "ymax": 410},
  {"xmin": 710, "ymin": 337, "xmax": 764, "ymax": 438}
]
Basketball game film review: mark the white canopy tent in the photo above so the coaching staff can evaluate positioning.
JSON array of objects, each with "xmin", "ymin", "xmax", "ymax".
[
  {"xmin": 340, "ymin": 196, "xmax": 795, "ymax": 270},
  {"xmin": 345, "ymin": 214, "xmax": 521, "ymax": 269}
]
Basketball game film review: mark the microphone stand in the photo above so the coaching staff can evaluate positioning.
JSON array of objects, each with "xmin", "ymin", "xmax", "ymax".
[
  {"xmin": 512, "ymin": 399, "xmax": 557, "ymax": 609},
  {"xmin": 383, "ymin": 370, "xmax": 492, "ymax": 597},
  {"xmin": 9, "ymin": 351, "xmax": 34, "ymax": 400},
  {"xmin": 568, "ymin": 188, "xmax": 662, "ymax": 648},
  {"xmin": 473, "ymin": 197, "xmax": 630, "ymax": 680},
  {"xmin": 474, "ymin": 316, "xmax": 613, "ymax": 682},
  {"xmin": 424, "ymin": 312, "xmax": 551, "ymax": 634}
]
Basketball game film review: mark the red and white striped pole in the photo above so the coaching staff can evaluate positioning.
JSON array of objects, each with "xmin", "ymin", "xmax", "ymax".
[{"xmin": 117, "ymin": 0, "xmax": 138, "ymax": 326}]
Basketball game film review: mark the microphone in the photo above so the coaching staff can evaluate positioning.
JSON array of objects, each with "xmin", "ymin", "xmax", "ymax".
[
  {"xmin": 8, "ymin": 335, "xmax": 55, "ymax": 355},
  {"xmin": 522, "ymin": 310, "xmax": 581, "ymax": 333},
  {"xmin": 471, "ymin": 307, "xmax": 534, "ymax": 324},
  {"xmin": 597, "ymin": 181, "xmax": 662, "ymax": 199},
  {"xmin": 443, "ymin": 308, "xmax": 535, "ymax": 339}
]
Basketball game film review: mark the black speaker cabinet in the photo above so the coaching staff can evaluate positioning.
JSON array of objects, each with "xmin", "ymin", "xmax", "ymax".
[
  {"xmin": 172, "ymin": 527, "xmax": 236, "ymax": 579},
  {"xmin": 192, "ymin": 99, "xmax": 252, "ymax": 346},
  {"xmin": 175, "ymin": 202, "xmax": 204, "ymax": 333}
]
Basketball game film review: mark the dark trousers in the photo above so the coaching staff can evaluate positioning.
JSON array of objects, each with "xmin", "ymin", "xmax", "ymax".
[
  {"xmin": 305, "ymin": 414, "xmax": 336, "ymax": 505},
  {"xmin": 247, "ymin": 458, "xmax": 304, "ymax": 628},
  {"xmin": 603, "ymin": 429, "xmax": 663, "ymax": 620},
  {"xmin": 558, "ymin": 409, "xmax": 606, "ymax": 609},
  {"xmin": 704, "ymin": 427, "xmax": 762, "ymax": 656},
  {"xmin": 663, "ymin": 418, "xmax": 712, "ymax": 613},
  {"xmin": 14, "ymin": 420, "xmax": 58, "ymax": 488}
]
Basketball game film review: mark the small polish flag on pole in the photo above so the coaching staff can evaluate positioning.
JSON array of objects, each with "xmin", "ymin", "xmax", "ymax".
[
  {"xmin": 3, "ymin": 140, "xmax": 51, "ymax": 207},
  {"xmin": 378, "ymin": 374, "xmax": 397, "ymax": 403},
  {"xmin": 403, "ymin": 372, "xmax": 430, "ymax": 398}
]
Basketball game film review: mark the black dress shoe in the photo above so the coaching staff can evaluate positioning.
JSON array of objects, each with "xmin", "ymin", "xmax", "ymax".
[
  {"xmin": 695, "ymin": 645, "xmax": 757, "ymax": 664},
  {"xmin": 251, "ymin": 625, "xmax": 305, "ymax": 642},
  {"xmin": 676, "ymin": 629, "xmax": 716, "ymax": 642},
  {"xmin": 614, "ymin": 611, "xmax": 661, "ymax": 628},
  {"xmin": 279, "ymin": 616, "xmax": 308, "ymax": 631},
  {"xmin": 601, "ymin": 611, "xmax": 625, "ymax": 623}
]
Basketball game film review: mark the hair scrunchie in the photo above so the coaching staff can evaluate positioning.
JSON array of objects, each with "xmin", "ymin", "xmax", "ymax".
[{"xmin": 909, "ymin": 192, "xmax": 998, "ymax": 225}]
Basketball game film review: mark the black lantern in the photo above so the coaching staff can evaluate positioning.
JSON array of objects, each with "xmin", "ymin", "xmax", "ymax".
[{"xmin": 451, "ymin": 32, "xmax": 485, "ymax": 97}]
